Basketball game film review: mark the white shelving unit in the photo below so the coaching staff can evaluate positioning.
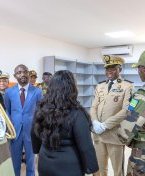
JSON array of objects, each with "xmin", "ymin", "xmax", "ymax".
[
  {"xmin": 43, "ymin": 56, "xmax": 140, "ymax": 112},
  {"xmin": 76, "ymin": 61, "xmax": 93, "ymax": 111},
  {"xmin": 92, "ymin": 62, "xmax": 106, "ymax": 95},
  {"xmin": 55, "ymin": 58, "xmax": 76, "ymax": 73},
  {"xmin": 43, "ymin": 56, "xmax": 94, "ymax": 111}
]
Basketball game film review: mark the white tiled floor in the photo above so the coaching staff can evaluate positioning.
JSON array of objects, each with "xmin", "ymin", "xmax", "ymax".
[{"xmin": 21, "ymin": 147, "xmax": 131, "ymax": 176}]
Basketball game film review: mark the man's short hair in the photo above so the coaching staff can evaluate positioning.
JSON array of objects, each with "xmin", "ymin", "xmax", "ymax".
[{"xmin": 43, "ymin": 72, "xmax": 52, "ymax": 76}]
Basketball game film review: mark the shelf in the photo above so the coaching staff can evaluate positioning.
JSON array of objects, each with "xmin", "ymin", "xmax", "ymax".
[
  {"xmin": 93, "ymin": 64, "xmax": 104, "ymax": 74},
  {"xmin": 123, "ymin": 72, "xmax": 138, "ymax": 75},
  {"xmin": 122, "ymin": 69, "xmax": 138, "ymax": 75},
  {"xmin": 76, "ymin": 62, "xmax": 93, "ymax": 74},
  {"xmin": 134, "ymin": 83, "xmax": 144, "ymax": 87},
  {"xmin": 77, "ymin": 85, "xmax": 93, "ymax": 97},
  {"xmin": 78, "ymin": 94, "xmax": 92, "ymax": 97},
  {"xmin": 76, "ymin": 74, "xmax": 92, "ymax": 85},
  {"xmin": 75, "ymin": 72, "xmax": 92, "ymax": 75},
  {"xmin": 55, "ymin": 59, "xmax": 76, "ymax": 73}
]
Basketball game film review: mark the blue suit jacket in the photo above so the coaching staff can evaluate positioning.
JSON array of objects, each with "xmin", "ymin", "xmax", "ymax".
[{"xmin": 4, "ymin": 84, "xmax": 42, "ymax": 141}]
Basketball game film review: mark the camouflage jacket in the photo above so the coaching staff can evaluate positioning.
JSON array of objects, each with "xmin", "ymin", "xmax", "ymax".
[
  {"xmin": 118, "ymin": 88, "xmax": 145, "ymax": 148},
  {"xmin": 37, "ymin": 82, "xmax": 48, "ymax": 95}
]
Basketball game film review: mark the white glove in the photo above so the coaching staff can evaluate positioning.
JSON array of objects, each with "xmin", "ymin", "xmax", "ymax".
[
  {"xmin": 92, "ymin": 120, "xmax": 107, "ymax": 134},
  {"xmin": 0, "ymin": 113, "xmax": 6, "ymax": 140}
]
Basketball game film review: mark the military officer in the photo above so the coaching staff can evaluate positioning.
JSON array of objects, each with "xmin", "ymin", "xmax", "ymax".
[
  {"xmin": 37, "ymin": 72, "xmax": 52, "ymax": 95},
  {"xmin": 29, "ymin": 70, "xmax": 38, "ymax": 86},
  {"xmin": 0, "ymin": 71, "xmax": 15, "ymax": 176},
  {"xmin": 90, "ymin": 55, "xmax": 133, "ymax": 176},
  {"xmin": 118, "ymin": 51, "xmax": 145, "ymax": 176}
]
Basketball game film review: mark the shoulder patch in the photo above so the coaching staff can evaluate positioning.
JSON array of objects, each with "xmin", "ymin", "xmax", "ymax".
[
  {"xmin": 98, "ymin": 80, "xmax": 106, "ymax": 84},
  {"xmin": 124, "ymin": 79, "xmax": 133, "ymax": 83}
]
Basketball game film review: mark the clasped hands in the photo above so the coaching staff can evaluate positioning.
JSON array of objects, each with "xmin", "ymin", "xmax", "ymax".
[{"xmin": 92, "ymin": 120, "xmax": 107, "ymax": 134}]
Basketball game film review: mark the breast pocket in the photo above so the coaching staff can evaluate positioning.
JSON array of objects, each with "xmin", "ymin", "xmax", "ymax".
[{"xmin": 98, "ymin": 92, "xmax": 104, "ymax": 103}]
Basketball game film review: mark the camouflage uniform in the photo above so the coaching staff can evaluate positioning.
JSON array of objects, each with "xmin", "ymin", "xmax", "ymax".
[
  {"xmin": 37, "ymin": 82, "xmax": 48, "ymax": 95},
  {"xmin": 118, "ymin": 88, "xmax": 145, "ymax": 176}
]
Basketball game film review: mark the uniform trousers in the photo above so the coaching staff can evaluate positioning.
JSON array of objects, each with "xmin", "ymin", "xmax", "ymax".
[{"xmin": 94, "ymin": 141, "xmax": 124, "ymax": 176}]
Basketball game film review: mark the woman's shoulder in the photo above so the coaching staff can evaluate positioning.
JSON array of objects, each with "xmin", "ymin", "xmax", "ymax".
[
  {"xmin": 70, "ymin": 108, "xmax": 90, "ymax": 123},
  {"xmin": 70, "ymin": 108, "xmax": 85, "ymax": 116}
]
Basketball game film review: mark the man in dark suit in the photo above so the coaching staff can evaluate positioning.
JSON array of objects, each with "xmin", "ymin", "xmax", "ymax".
[{"xmin": 4, "ymin": 64, "xmax": 42, "ymax": 176}]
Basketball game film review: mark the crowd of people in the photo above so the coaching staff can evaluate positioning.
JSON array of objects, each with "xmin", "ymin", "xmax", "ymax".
[{"xmin": 0, "ymin": 51, "xmax": 145, "ymax": 176}]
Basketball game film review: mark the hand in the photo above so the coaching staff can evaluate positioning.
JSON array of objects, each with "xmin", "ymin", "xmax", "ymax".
[{"xmin": 92, "ymin": 120, "xmax": 107, "ymax": 134}]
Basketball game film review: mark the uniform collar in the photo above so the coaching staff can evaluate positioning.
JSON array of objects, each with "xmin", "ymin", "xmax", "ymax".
[{"xmin": 107, "ymin": 77, "xmax": 122, "ymax": 84}]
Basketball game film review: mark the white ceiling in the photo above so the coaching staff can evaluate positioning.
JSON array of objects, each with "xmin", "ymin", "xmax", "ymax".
[{"xmin": 0, "ymin": 0, "xmax": 145, "ymax": 48}]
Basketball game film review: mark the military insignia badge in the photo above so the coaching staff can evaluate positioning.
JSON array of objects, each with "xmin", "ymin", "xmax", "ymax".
[
  {"xmin": 117, "ymin": 78, "xmax": 122, "ymax": 83},
  {"xmin": 112, "ymin": 88, "xmax": 123, "ymax": 92},
  {"xmin": 103, "ymin": 55, "xmax": 111, "ymax": 64},
  {"xmin": 114, "ymin": 96, "xmax": 119, "ymax": 102},
  {"xmin": 128, "ymin": 98, "xmax": 139, "ymax": 111}
]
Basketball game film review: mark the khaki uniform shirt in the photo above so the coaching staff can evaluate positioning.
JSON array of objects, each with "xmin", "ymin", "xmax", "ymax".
[{"xmin": 90, "ymin": 78, "xmax": 133, "ymax": 145}]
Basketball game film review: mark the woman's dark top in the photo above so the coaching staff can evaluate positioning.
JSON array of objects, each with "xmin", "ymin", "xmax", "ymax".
[{"xmin": 31, "ymin": 109, "xmax": 98, "ymax": 176}]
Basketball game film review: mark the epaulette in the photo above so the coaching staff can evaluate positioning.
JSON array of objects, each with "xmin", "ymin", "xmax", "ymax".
[
  {"xmin": 98, "ymin": 80, "xmax": 106, "ymax": 84},
  {"xmin": 124, "ymin": 79, "xmax": 133, "ymax": 83},
  {"xmin": 117, "ymin": 78, "xmax": 122, "ymax": 83}
]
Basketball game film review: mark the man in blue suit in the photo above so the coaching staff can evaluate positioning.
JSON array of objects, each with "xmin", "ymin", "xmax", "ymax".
[{"xmin": 4, "ymin": 64, "xmax": 42, "ymax": 176}]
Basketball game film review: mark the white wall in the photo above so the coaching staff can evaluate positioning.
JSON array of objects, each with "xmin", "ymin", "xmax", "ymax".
[
  {"xmin": 88, "ymin": 44, "xmax": 145, "ymax": 63},
  {"xmin": 0, "ymin": 26, "xmax": 89, "ymax": 82},
  {"xmin": 1, "ymin": 26, "xmax": 145, "ymax": 82}
]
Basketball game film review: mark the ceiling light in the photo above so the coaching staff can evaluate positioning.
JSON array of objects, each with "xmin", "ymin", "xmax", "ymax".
[{"xmin": 105, "ymin": 31, "xmax": 135, "ymax": 38}]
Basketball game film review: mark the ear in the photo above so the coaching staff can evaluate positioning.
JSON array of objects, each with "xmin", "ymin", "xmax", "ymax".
[
  {"xmin": 119, "ymin": 67, "xmax": 122, "ymax": 72},
  {"xmin": 13, "ymin": 73, "xmax": 16, "ymax": 79}
]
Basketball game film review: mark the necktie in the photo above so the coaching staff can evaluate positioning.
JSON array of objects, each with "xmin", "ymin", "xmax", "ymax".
[
  {"xmin": 20, "ymin": 88, "xmax": 25, "ymax": 107},
  {"xmin": 108, "ymin": 81, "xmax": 114, "ymax": 92}
]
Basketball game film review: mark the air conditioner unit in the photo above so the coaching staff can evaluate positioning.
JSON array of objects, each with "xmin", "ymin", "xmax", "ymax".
[{"xmin": 101, "ymin": 45, "xmax": 133, "ymax": 56}]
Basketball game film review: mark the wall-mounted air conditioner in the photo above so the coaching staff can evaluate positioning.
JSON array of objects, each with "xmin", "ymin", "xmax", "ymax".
[{"xmin": 101, "ymin": 45, "xmax": 133, "ymax": 56}]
